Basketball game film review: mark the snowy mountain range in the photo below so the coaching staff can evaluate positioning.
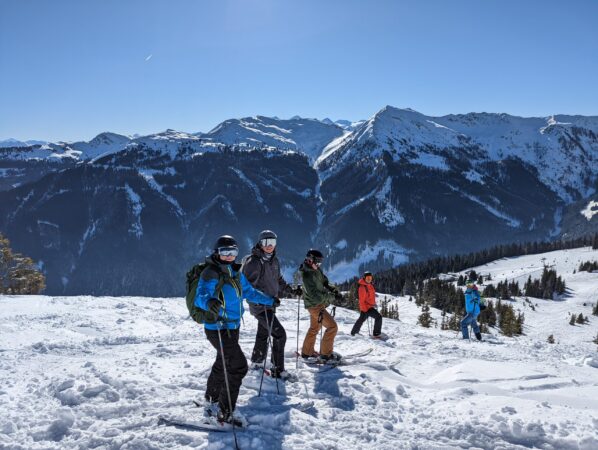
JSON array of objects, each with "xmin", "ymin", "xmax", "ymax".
[
  {"xmin": 2, "ymin": 247, "xmax": 597, "ymax": 448},
  {"xmin": 1, "ymin": 106, "xmax": 598, "ymax": 295}
]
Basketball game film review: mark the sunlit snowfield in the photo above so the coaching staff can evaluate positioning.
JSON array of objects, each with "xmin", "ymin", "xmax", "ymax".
[{"xmin": 1, "ymin": 247, "xmax": 598, "ymax": 449}]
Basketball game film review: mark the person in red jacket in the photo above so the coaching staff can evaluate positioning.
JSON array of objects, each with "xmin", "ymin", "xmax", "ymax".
[{"xmin": 350, "ymin": 271, "xmax": 383, "ymax": 337}]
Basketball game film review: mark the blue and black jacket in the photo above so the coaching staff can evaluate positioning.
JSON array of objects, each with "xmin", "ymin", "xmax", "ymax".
[
  {"xmin": 464, "ymin": 285, "xmax": 481, "ymax": 317},
  {"xmin": 194, "ymin": 255, "xmax": 273, "ymax": 330}
]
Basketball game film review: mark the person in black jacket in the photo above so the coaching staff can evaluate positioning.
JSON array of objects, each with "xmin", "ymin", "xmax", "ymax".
[{"xmin": 242, "ymin": 230, "xmax": 302, "ymax": 381}]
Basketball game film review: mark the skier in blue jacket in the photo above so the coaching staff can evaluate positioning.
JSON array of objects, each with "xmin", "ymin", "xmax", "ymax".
[
  {"xmin": 194, "ymin": 235, "xmax": 273, "ymax": 426},
  {"xmin": 461, "ymin": 272, "xmax": 483, "ymax": 341}
]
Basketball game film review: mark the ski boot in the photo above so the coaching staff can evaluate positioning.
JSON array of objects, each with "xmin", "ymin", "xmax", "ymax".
[
  {"xmin": 271, "ymin": 368, "xmax": 298, "ymax": 382},
  {"xmin": 318, "ymin": 351, "xmax": 342, "ymax": 364},
  {"xmin": 217, "ymin": 407, "xmax": 247, "ymax": 428}
]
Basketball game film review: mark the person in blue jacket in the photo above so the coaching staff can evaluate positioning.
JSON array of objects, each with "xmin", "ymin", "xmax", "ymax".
[
  {"xmin": 195, "ymin": 235, "xmax": 273, "ymax": 426},
  {"xmin": 461, "ymin": 271, "xmax": 483, "ymax": 341}
]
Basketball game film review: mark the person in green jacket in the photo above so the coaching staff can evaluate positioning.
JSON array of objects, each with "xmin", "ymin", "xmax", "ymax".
[{"xmin": 299, "ymin": 249, "xmax": 344, "ymax": 362}]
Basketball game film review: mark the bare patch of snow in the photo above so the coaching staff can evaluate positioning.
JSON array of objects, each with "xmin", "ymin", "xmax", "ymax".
[
  {"xmin": 335, "ymin": 239, "xmax": 348, "ymax": 250},
  {"xmin": 123, "ymin": 184, "xmax": 143, "ymax": 238},
  {"xmin": 581, "ymin": 200, "xmax": 598, "ymax": 221},
  {"xmin": 463, "ymin": 169, "xmax": 486, "ymax": 184}
]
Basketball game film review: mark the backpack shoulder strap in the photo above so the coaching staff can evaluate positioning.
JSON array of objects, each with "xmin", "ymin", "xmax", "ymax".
[{"xmin": 199, "ymin": 263, "xmax": 228, "ymax": 301}]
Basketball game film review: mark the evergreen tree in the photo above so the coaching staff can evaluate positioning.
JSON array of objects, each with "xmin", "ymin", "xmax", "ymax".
[
  {"xmin": 593, "ymin": 333, "xmax": 598, "ymax": 345},
  {"xmin": 498, "ymin": 281, "xmax": 510, "ymax": 300},
  {"xmin": 508, "ymin": 280, "xmax": 521, "ymax": 297},
  {"xmin": 483, "ymin": 284, "xmax": 497, "ymax": 298},
  {"xmin": 516, "ymin": 312, "xmax": 525, "ymax": 335},
  {"xmin": 457, "ymin": 275, "xmax": 465, "ymax": 286},
  {"xmin": 579, "ymin": 260, "xmax": 598, "ymax": 272},
  {"xmin": 576, "ymin": 313, "xmax": 585, "ymax": 324},
  {"xmin": 499, "ymin": 304, "xmax": 518, "ymax": 336},
  {"xmin": 417, "ymin": 304, "xmax": 433, "ymax": 328},
  {"xmin": 448, "ymin": 312, "xmax": 461, "ymax": 331},
  {"xmin": 345, "ymin": 283, "xmax": 359, "ymax": 311},
  {"xmin": 0, "ymin": 233, "xmax": 45, "ymax": 294},
  {"xmin": 569, "ymin": 314, "xmax": 577, "ymax": 326},
  {"xmin": 478, "ymin": 300, "xmax": 497, "ymax": 328},
  {"xmin": 547, "ymin": 334, "xmax": 555, "ymax": 344},
  {"xmin": 593, "ymin": 302, "xmax": 598, "ymax": 317}
]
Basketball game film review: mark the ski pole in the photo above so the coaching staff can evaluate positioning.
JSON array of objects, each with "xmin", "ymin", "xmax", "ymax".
[
  {"xmin": 319, "ymin": 308, "xmax": 324, "ymax": 342},
  {"xmin": 367, "ymin": 316, "xmax": 371, "ymax": 336},
  {"xmin": 216, "ymin": 327, "xmax": 239, "ymax": 450},
  {"xmin": 269, "ymin": 309, "xmax": 280, "ymax": 395},
  {"xmin": 296, "ymin": 285, "xmax": 301, "ymax": 369},
  {"xmin": 258, "ymin": 307, "xmax": 278, "ymax": 396}
]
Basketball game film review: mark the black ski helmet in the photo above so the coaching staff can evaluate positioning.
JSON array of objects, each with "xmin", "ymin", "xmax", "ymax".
[
  {"xmin": 306, "ymin": 249, "xmax": 323, "ymax": 259},
  {"xmin": 258, "ymin": 230, "xmax": 277, "ymax": 241},
  {"xmin": 364, "ymin": 271, "xmax": 373, "ymax": 277},
  {"xmin": 214, "ymin": 235, "xmax": 238, "ymax": 252},
  {"xmin": 305, "ymin": 249, "xmax": 324, "ymax": 264}
]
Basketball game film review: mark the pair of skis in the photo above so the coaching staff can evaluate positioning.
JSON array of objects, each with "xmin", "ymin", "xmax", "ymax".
[
  {"xmin": 158, "ymin": 399, "xmax": 315, "ymax": 433},
  {"xmin": 295, "ymin": 347, "xmax": 374, "ymax": 370}
]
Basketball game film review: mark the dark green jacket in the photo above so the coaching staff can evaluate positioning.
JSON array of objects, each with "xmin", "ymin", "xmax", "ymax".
[{"xmin": 299, "ymin": 263, "xmax": 335, "ymax": 309}]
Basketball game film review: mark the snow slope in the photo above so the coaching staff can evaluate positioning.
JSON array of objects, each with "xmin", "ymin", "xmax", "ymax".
[{"xmin": 2, "ymin": 247, "xmax": 598, "ymax": 449}]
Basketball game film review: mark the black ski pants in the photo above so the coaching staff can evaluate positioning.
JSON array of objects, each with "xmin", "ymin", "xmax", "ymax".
[
  {"xmin": 351, "ymin": 308, "xmax": 383, "ymax": 336},
  {"xmin": 205, "ymin": 328, "xmax": 248, "ymax": 413},
  {"xmin": 250, "ymin": 308, "xmax": 287, "ymax": 372}
]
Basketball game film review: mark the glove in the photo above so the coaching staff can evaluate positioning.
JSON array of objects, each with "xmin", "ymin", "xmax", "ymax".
[
  {"xmin": 293, "ymin": 286, "xmax": 303, "ymax": 296},
  {"xmin": 273, "ymin": 297, "xmax": 281, "ymax": 308},
  {"xmin": 206, "ymin": 298, "xmax": 222, "ymax": 316}
]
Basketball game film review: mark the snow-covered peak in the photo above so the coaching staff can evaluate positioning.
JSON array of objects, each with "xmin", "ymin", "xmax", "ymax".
[
  {"xmin": 316, "ymin": 105, "xmax": 464, "ymax": 171},
  {"xmin": 127, "ymin": 130, "xmax": 205, "ymax": 159},
  {"xmin": 0, "ymin": 138, "xmax": 48, "ymax": 148},
  {"xmin": 69, "ymin": 132, "xmax": 131, "ymax": 159},
  {"xmin": 317, "ymin": 106, "xmax": 598, "ymax": 201},
  {"xmin": 202, "ymin": 115, "xmax": 344, "ymax": 162},
  {"xmin": 333, "ymin": 119, "xmax": 366, "ymax": 131}
]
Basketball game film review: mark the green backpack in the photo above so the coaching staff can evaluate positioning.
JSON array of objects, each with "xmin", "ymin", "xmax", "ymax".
[{"xmin": 185, "ymin": 262, "xmax": 241, "ymax": 324}]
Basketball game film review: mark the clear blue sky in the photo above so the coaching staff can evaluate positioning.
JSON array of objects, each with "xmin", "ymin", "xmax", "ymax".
[{"xmin": 1, "ymin": 0, "xmax": 597, "ymax": 142}]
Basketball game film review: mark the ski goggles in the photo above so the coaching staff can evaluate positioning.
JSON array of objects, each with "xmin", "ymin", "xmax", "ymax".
[
  {"xmin": 308, "ymin": 256, "xmax": 323, "ymax": 264},
  {"xmin": 260, "ymin": 238, "xmax": 277, "ymax": 247},
  {"xmin": 217, "ymin": 246, "xmax": 239, "ymax": 257}
]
